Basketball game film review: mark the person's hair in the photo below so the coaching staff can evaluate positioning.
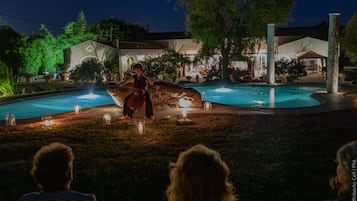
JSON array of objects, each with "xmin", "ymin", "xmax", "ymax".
[
  {"xmin": 132, "ymin": 63, "xmax": 143, "ymax": 70},
  {"xmin": 31, "ymin": 142, "xmax": 75, "ymax": 191},
  {"xmin": 336, "ymin": 141, "xmax": 357, "ymax": 178},
  {"xmin": 166, "ymin": 144, "xmax": 237, "ymax": 201}
]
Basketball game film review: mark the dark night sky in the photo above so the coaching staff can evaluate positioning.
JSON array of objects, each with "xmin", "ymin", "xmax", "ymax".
[{"xmin": 0, "ymin": 0, "xmax": 356, "ymax": 36}]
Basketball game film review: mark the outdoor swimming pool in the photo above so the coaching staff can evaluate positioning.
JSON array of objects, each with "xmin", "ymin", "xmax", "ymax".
[
  {"xmin": 192, "ymin": 85, "xmax": 324, "ymax": 108},
  {"xmin": 0, "ymin": 90, "xmax": 115, "ymax": 120}
]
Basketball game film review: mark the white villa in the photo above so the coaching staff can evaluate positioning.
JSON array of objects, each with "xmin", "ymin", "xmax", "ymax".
[{"xmin": 64, "ymin": 24, "xmax": 330, "ymax": 81}]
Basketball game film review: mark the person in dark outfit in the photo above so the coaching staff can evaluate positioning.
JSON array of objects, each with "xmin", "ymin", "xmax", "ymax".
[{"xmin": 120, "ymin": 63, "xmax": 154, "ymax": 119}]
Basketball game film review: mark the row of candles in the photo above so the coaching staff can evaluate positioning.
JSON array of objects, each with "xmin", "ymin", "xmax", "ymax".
[{"xmin": 5, "ymin": 101, "xmax": 212, "ymax": 134}]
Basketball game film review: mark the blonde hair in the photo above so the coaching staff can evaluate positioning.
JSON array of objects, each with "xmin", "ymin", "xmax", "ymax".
[
  {"xmin": 337, "ymin": 141, "xmax": 357, "ymax": 177},
  {"xmin": 31, "ymin": 142, "xmax": 74, "ymax": 191},
  {"xmin": 166, "ymin": 144, "xmax": 237, "ymax": 201}
]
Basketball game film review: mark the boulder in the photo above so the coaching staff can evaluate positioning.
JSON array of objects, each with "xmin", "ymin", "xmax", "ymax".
[{"xmin": 106, "ymin": 81, "xmax": 202, "ymax": 109}]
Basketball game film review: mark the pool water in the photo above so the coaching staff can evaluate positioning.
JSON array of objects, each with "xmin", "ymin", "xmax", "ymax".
[
  {"xmin": 0, "ymin": 90, "xmax": 115, "ymax": 120},
  {"xmin": 192, "ymin": 85, "xmax": 324, "ymax": 108}
]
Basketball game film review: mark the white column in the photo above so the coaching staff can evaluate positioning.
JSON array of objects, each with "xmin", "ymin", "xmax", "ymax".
[
  {"xmin": 326, "ymin": 13, "xmax": 340, "ymax": 93},
  {"xmin": 267, "ymin": 23, "xmax": 275, "ymax": 85}
]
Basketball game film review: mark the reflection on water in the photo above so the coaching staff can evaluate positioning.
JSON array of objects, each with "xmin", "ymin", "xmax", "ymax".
[
  {"xmin": 193, "ymin": 85, "xmax": 323, "ymax": 108},
  {"xmin": 0, "ymin": 90, "xmax": 115, "ymax": 120}
]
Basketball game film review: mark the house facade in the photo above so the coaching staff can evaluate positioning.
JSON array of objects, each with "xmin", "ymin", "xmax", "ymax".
[{"xmin": 64, "ymin": 24, "xmax": 330, "ymax": 81}]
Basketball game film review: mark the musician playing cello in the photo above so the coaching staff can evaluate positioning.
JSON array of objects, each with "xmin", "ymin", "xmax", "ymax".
[{"xmin": 120, "ymin": 63, "xmax": 155, "ymax": 119}]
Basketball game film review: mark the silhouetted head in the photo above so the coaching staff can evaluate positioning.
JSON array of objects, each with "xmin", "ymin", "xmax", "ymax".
[
  {"xmin": 335, "ymin": 141, "xmax": 357, "ymax": 193},
  {"xmin": 31, "ymin": 142, "xmax": 74, "ymax": 191},
  {"xmin": 166, "ymin": 144, "xmax": 237, "ymax": 201}
]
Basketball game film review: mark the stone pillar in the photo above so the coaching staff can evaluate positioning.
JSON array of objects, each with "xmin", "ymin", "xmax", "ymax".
[
  {"xmin": 326, "ymin": 13, "xmax": 340, "ymax": 93},
  {"xmin": 267, "ymin": 23, "xmax": 275, "ymax": 85}
]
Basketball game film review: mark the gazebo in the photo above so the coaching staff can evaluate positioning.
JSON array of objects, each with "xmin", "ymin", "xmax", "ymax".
[{"xmin": 297, "ymin": 51, "xmax": 327, "ymax": 72}]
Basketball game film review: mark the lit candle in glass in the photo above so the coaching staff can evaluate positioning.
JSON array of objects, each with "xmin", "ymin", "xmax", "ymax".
[
  {"xmin": 103, "ymin": 113, "xmax": 111, "ymax": 125},
  {"xmin": 74, "ymin": 104, "xmax": 80, "ymax": 115},
  {"xmin": 42, "ymin": 116, "xmax": 54, "ymax": 129},
  {"xmin": 137, "ymin": 121, "xmax": 144, "ymax": 134},
  {"xmin": 204, "ymin": 102, "xmax": 212, "ymax": 112},
  {"xmin": 181, "ymin": 108, "xmax": 187, "ymax": 119}
]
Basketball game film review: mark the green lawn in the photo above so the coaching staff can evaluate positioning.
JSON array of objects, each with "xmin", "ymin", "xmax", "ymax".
[{"xmin": 1, "ymin": 110, "xmax": 356, "ymax": 201}]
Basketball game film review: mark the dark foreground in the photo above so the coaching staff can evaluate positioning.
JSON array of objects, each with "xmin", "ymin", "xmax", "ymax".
[{"xmin": 1, "ymin": 109, "xmax": 356, "ymax": 201}]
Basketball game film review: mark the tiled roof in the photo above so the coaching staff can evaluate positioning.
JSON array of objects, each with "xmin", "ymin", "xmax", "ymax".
[
  {"xmin": 133, "ymin": 24, "xmax": 330, "ymax": 41},
  {"xmin": 118, "ymin": 41, "xmax": 164, "ymax": 49},
  {"xmin": 276, "ymin": 24, "xmax": 329, "ymax": 40},
  {"xmin": 133, "ymin": 32, "xmax": 192, "ymax": 40}
]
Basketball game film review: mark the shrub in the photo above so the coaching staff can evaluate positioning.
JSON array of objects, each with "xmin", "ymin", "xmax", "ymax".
[
  {"xmin": 0, "ymin": 78, "xmax": 14, "ymax": 97},
  {"xmin": 275, "ymin": 59, "xmax": 307, "ymax": 82},
  {"xmin": 70, "ymin": 59, "xmax": 103, "ymax": 85}
]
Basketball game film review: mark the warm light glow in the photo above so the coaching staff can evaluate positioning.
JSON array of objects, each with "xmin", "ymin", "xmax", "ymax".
[
  {"xmin": 78, "ymin": 93, "xmax": 98, "ymax": 99},
  {"xmin": 214, "ymin": 87, "xmax": 232, "ymax": 92},
  {"xmin": 42, "ymin": 116, "xmax": 54, "ymax": 129},
  {"xmin": 74, "ymin": 104, "xmax": 80, "ymax": 115},
  {"xmin": 204, "ymin": 102, "xmax": 212, "ymax": 112},
  {"xmin": 178, "ymin": 98, "xmax": 192, "ymax": 108},
  {"xmin": 253, "ymin": 100, "xmax": 264, "ymax": 107},
  {"xmin": 137, "ymin": 121, "xmax": 145, "ymax": 134},
  {"xmin": 181, "ymin": 108, "xmax": 188, "ymax": 119},
  {"xmin": 5, "ymin": 113, "xmax": 16, "ymax": 126},
  {"xmin": 269, "ymin": 88, "xmax": 275, "ymax": 108},
  {"xmin": 103, "ymin": 113, "xmax": 111, "ymax": 125}
]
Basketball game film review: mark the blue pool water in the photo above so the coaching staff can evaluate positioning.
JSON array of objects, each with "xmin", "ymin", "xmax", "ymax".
[
  {"xmin": 192, "ymin": 85, "xmax": 324, "ymax": 108},
  {"xmin": 0, "ymin": 90, "xmax": 115, "ymax": 120}
]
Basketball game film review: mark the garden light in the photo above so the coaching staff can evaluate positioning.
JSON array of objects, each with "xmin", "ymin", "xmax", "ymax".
[
  {"xmin": 103, "ymin": 113, "xmax": 111, "ymax": 125},
  {"xmin": 74, "ymin": 104, "xmax": 81, "ymax": 115},
  {"xmin": 136, "ymin": 120, "xmax": 145, "ymax": 134},
  {"xmin": 204, "ymin": 102, "xmax": 212, "ymax": 112}
]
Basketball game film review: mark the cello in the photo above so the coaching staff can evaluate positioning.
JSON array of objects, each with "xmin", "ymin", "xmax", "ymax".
[{"xmin": 127, "ymin": 88, "xmax": 146, "ymax": 111}]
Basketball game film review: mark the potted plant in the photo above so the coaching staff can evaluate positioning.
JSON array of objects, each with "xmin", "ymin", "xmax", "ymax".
[
  {"xmin": 59, "ymin": 64, "xmax": 70, "ymax": 81},
  {"xmin": 44, "ymin": 73, "xmax": 52, "ymax": 83},
  {"xmin": 24, "ymin": 73, "xmax": 34, "ymax": 83}
]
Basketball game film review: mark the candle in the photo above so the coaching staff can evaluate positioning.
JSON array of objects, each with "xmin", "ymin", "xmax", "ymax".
[
  {"xmin": 204, "ymin": 102, "xmax": 212, "ymax": 112},
  {"xmin": 137, "ymin": 121, "xmax": 144, "ymax": 134},
  {"xmin": 181, "ymin": 109, "xmax": 187, "ymax": 119},
  {"xmin": 74, "ymin": 104, "xmax": 80, "ymax": 115},
  {"xmin": 103, "ymin": 113, "xmax": 111, "ymax": 125}
]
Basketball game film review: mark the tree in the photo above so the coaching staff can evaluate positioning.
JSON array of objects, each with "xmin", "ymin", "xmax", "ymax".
[
  {"xmin": 18, "ymin": 36, "xmax": 42, "ymax": 76},
  {"xmin": 275, "ymin": 58, "xmax": 307, "ymax": 82},
  {"xmin": 74, "ymin": 11, "xmax": 88, "ymax": 34},
  {"xmin": 143, "ymin": 48, "xmax": 191, "ymax": 83},
  {"xmin": 56, "ymin": 11, "xmax": 98, "ymax": 67},
  {"xmin": 91, "ymin": 17, "xmax": 148, "ymax": 41},
  {"xmin": 0, "ymin": 25, "xmax": 22, "ymax": 77},
  {"xmin": 18, "ymin": 24, "xmax": 59, "ymax": 76},
  {"xmin": 341, "ymin": 14, "xmax": 357, "ymax": 63},
  {"xmin": 70, "ymin": 59, "xmax": 103, "ymax": 85},
  {"xmin": 0, "ymin": 61, "xmax": 14, "ymax": 96},
  {"xmin": 38, "ymin": 24, "xmax": 57, "ymax": 73},
  {"xmin": 177, "ymin": 0, "xmax": 294, "ymax": 79}
]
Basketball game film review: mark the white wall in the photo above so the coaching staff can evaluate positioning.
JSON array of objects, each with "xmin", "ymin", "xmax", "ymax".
[{"xmin": 277, "ymin": 37, "xmax": 328, "ymax": 60}]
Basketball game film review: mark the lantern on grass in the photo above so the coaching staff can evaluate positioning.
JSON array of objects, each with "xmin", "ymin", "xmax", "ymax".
[
  {"xmin": 178, "ymin": 97, "xmax": 192, "ymax": 108},
  {"xmin": 181, "ymin": 108, "xmax": 188, "ymax": 119},
  {"xmin": 5, "ymin": 113, "xmax": 16, "ymax": 127},
  {"xmin": 103, "ymin": 113, "xmax": 111, "ymax": 125},
  {"xmin": 204, "ymin": 102, "xmax": 212, "ymax": 112},
  {"xmin": 42, "ymin": 116, "xmax": 54, "ymax": 129},
  {"xmin": 136, "ymin": 120, "xmax": 145, "ymax": 134},
  {"xmin": 176, "ymin": 97, "xmax": 193, "ymax": 125},
  {"xmin": 74, "ymin": 104, "xmax": 81, "ymax": 115}
]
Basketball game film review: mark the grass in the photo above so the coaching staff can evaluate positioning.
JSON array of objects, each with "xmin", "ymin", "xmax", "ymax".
[{"xmin": 1, "ymin": 110, "xmax": 357, "ymax": 201}]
